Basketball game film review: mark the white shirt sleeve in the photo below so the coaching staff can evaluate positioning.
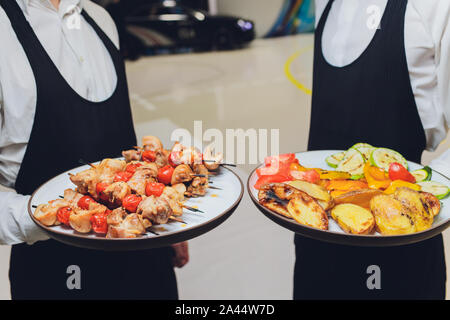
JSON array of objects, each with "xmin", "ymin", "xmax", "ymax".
[
  {"xmin": 0, "ymin": 0, "xmax": 119, "ymax": 245},
  {"xmin": 0, "ymin": 191, "xmax": 49, "ymax": 245}
]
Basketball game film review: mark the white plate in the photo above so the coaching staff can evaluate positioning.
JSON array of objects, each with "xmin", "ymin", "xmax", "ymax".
[
  {"xmin": 29, "ymin": 161, "xmax": 243, "ymax": 251},
  {"xmin": 248, "ymin": 150, "xmax": 450, "ymax": 247}
]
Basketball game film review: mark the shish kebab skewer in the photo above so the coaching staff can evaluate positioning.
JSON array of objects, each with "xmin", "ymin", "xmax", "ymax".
[{"xmin": 34, "ymin": 136, "xmax": 220, "ymax": 239}]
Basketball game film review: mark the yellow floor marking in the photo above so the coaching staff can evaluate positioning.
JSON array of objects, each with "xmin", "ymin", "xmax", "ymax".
[{"xmin": 284, "ymin": 46, "xmax": 314, "ymax": 95}]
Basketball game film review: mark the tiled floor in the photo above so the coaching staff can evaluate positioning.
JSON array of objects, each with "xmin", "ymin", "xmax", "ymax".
[{"xmin": 0, "ymin": 34, "xmax": 448, "ymax": 299}]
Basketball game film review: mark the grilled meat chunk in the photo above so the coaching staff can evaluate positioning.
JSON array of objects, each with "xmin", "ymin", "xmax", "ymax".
[
  {"xmin": 136, "ymin": 195, "xmax": 172, "ymax": 225},
  {"xmin": 34, "ymin": 199, "xmax": 70, "ymax": 226},
  {"xmin": 103, "ymin": 181, "xmax": 131, "ymax": 207},
  {"xmin": 171, "ymin": 164, "xmax": 194, "ymax": 185},
  {"xmin": 127, "ymin": 162, "xmax": 158, "ymax": 195},
  {"xmin": 122, "ymin": 149, "xmax": 141, "ymax": 163}
]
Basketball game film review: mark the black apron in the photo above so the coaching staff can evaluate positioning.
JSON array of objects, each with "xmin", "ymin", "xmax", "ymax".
[
  {"xmin": 2, "ymin": 0, "xmax": 177, "ymax": 300},
  {"xmin": 294, "ymin": 0, "xmax": 446, "ymax": 300}
]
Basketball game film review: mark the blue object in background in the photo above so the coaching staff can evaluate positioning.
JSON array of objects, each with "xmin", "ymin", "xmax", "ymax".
[{"xmin": 265, "ymin": 0, "xmax": 315, "ymax": 37}]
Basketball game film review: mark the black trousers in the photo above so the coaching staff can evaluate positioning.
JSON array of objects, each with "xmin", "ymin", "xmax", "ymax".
[
  {"xmin": 9, "ymin": 240, "xmax": 178, "ymax": 300},
  {"xmin": 294, "ymin": 234, "xmax": 446, "ymax": 300}
]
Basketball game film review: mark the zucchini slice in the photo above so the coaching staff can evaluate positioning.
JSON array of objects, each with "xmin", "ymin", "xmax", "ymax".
[
  {"xmin": 417, "ymin": 181, "xmax": 450, "ymax": 200},
  {"xmin": 411, "ymin": 166, "xmax": 432, "ymax": 182},
  {"xmin": 370, "ymin": 147, "xmax": 408, "ymax": 172},
  {"xmin": 350, "ymin": 143, "xmax": 374, "ymax": 161},
  {"xmin": 326, "ymin": 152, "xmax": 345, "ymax": 168},
  {"xmin": 336, "ymin": 148, "xmax": 365, "ymax": 178}
]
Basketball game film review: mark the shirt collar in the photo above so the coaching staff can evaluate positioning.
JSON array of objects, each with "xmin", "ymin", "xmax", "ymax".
[{"xmin": 17, "ymin": 0, "xmax": 83, "ymax": 16}]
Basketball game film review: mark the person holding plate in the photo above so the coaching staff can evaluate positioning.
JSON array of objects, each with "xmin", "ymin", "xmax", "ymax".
[
  {"xmin": 0, "ymin": 0, "xmax": 188, "ymax": 299},
  {"xmin": 294, "ymin": 0, "xmax": 450, "ymax": 299}
]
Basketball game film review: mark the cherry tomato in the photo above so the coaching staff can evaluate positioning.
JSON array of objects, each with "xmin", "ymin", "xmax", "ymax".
[
  {"xmin": 142, "ymin": 150, "xmax": 157, "ymax": 163},
  {"xmin": 90, "ymin": 212, "xmax": 108, "ymax": 234},
  {"xmin": 114, "ymin": 171, "xmax": 133, "ymax": 182},
  {"xmin": 96, "ymin": 182, "xmax": 110, "ymax": 202},
  {"xmin": 254, "ymin": 174, "xmax": 290, "ymax": 189},
  {"xmin": 158, "ymin": 165, "xmax": 175, "ymax": 185},
  {"xmin": 77, "ymin": 195, "xmax": 95, "ymax": 210},
  {"xmin": 388, "ymin": 162, "xmax": 416, "ymax": 183},
  {"xmin": 56, "ymin": 206, "xmax": 72, "ymax": 226},
  {"xmin": 146, "ymin": 182, "xmax": 165, "ymax": 197},
  {"xmin": 122, "ymin": 194, "xmax": 143, "ymax": 213},
  {"xmin": 125, "ymin": 163, "xmax": 142, "ymax": 174},
  {"xmin": 290, "ymin": 169, "xmax": 320, "ymax": 184}
]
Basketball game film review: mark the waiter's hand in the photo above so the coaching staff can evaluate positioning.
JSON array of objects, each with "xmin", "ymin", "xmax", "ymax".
[{"xmin": 171, "ymin": 241, "xmax": 189, "ymax": 268}]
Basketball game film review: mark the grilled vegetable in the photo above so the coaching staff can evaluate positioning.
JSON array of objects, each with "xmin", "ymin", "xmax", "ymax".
[
  {"xmin": 370, "ymin": 147, "xmax": 408, "ymax": 172},
  {"xmin": 411, "ymin": 166, "xmax": 432, "ymax": 182},
  {"xmin": 325, "ymin": 180, "xmax": 369, "ymax": 197},
  {"xmin": 287, "ymin": 180, "xmax": 331, "ymax": 202},
  {"xmin": 388, "ymin": 162, "xmax": 415, "ymax": 183},
  {"xmin": 384, "ymin": 180, "xmax": 421, "ymax": 195},
  {"xmin": 333, "ymin": 189, "xmax": 383, "ymax": 209},
  {"xmin": 331, "ymin": 204, "xmax": 375, "ymax": 234},
  {"xmin": 258, "ymin": 183, "xmax": 301, "ymax": 218},
  {"xmin": 287, "ymin": 196, "xmax": 328, "ymax": 230},
  {"xmin": 417, "ymin": 181, "xmax": 450, "ymax": 200},
  {"xmin": 317, "ymin": 170, "xmax": 351, "ymax": 180},
  {"xmin": 336, "ymin": 148, "xmax": 365, "ymax": 179},
  {"xmin": 370, "ymin": 194, "xmax": 416, "ymax": 235},
  {"xmin": 326, "ymin": 152, "xmax": 345, "ymax": 168},
  {"xmin": 351, "ymin": 143, "xmax": 374, "ymax": 161},
  {"xmin": 393, "ymin": 187, "xmax": 433, "ymax": 232},
  {"xmin": 364, "ymin": 163, "xmax": 391, "ymax": 189}
]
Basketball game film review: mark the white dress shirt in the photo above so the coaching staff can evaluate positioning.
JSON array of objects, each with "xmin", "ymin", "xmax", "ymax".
[
  {"xmin": 316, "ymin": 0, "xmax": 450, "ymax": 176},
  {"xmin": 0, "ymin": 0, "xmax": 119, "ymax": 244}
]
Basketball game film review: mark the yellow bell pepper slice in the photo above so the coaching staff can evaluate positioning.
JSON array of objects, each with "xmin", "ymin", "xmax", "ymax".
[
  {"xmin": 364, "ymin": 163, "xmax": 391, "ymax": 190},
  {"xmin": 384, "ymin": 180, "xmax": 421, "ymax": 195}
]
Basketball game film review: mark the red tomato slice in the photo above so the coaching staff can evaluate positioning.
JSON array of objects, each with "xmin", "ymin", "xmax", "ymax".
[
  {"xmin": 290, "ymin": 169, "xmax": 320, "ymax": 184},
  {"xmin": 388, "ymin": 162, "xmax": 416, "ymax": 183},
  {"xmin": 254, "ymin": 175, "xmax": 291, "ymax": 190}
]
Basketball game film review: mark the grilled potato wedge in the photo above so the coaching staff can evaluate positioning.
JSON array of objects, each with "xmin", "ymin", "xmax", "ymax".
[
  {"xmin": 318, "ymin": 198, "xmax": 335, "ymax": 211},
  {"xmin": 334, "ymin": 189, "xmax": 383, "ymax": 209},
  {"xmin": 287, "ymin": 195, "xmax": 328, "ymax": 230},
  {"xmin": 331, "ymin": 204, "xmax": 375, "ymax": 234},
  {"xmin": 420, "ymin": 191, "xmax": 441, "ymax": 217},
  {"xmin": 393, "ymin": 187, "xmax": 434, "ymax": 232},
  {"xmin": 258, "ymin": 183, "xmax": 303, "ymax": 218},
  {"xmin": 287, "ymin": 180, "xmax": 331, "ymax": 202},
  {"xmin": 370, "ymin": 194, "xmax": 416, "ymax": 235}
]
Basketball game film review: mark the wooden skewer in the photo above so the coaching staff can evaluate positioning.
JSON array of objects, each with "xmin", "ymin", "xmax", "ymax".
[
  {"xmin": 79, "ymin": 159, "xmax": 96, "ymax": 169},
  {"xmin": 182, "ymin": 205, "xmax": 204, "ymax": 213},
  {"xmin": 203, "ymin": 160, "xmax": 237, "ymax": 167},
  {"xmin": 169, "ymin": 216, "xmax": 187, "ymax": 224},
  {"xmin": 191, "ymin": 174, "xmax": 208, "ymax": 178},
  {"xmin": 147, "ymin": 229, "xmax": 160, "ymax": 236}
]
